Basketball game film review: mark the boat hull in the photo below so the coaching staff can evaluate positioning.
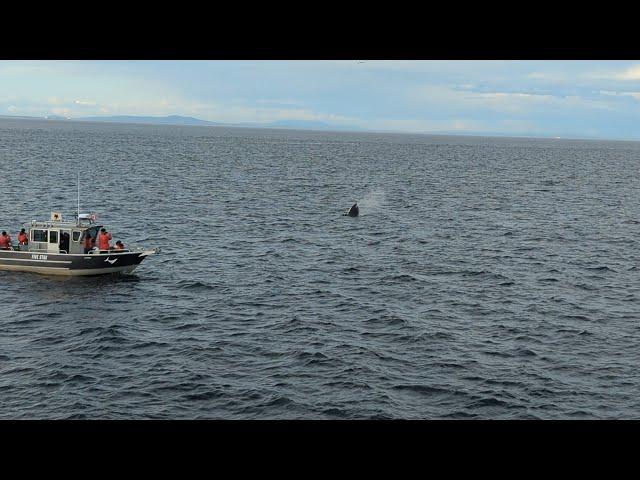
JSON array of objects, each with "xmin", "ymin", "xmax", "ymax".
[{"xmin": 0, "ymin": 249, "xmax": 155, "ymax": 276}]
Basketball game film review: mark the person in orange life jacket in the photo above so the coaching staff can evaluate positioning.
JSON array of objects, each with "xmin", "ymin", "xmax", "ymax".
[
  {"xmin": 97, "ymin": 228, "xmax": 112, "ymax": 251},
  {"xmin": 17, "ymin": 228, "xmax": 28, "ymax": 245},
  {"xmin": 113, "ymin": 240, "xmax": 125, "ymax": 250},
  {"xmin": 0, "ymin": 231, "xmax": 12, "ymax": 250}
]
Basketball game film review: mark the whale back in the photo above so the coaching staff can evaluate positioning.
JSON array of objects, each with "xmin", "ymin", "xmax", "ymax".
[{"xmin": 347, "ymin": 203, "xmax": 359, "ymax": 217}]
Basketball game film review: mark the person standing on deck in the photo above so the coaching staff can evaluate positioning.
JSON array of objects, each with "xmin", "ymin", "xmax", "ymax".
[
  {"xmin": 97, "ymin": 228, "xmax": 112, "ymax": 251},
  {"xmin": 17, "ymin": 229, "xmax": 28, "ymax": 245},
  {"xmin": 0, "ymin": 231, "xmax": 12, "ymax": 250},
  {"xmin": 84, "ymin": 233, "xmax": 95, "ymax": 254},
  {"xmin": 60, "ymin": 231, "xmax": 70, "ymax": 253}
]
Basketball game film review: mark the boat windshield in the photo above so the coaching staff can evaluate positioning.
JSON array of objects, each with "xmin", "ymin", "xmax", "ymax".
[{"xmin": 83, "ymin": 225, "xmax": 101, "ymax": 241}]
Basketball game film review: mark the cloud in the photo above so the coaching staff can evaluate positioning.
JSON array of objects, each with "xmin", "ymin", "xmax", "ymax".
[
  {"xmin": 613, "ymin": 65, "xmax": 640, "ymax": 81},
  {"xmin": 176, "ymin": 101, "xmax": 356, "ymax": 125},
  {"xmin": 74, "ymin": 99, "xmax": 97, "ymax": 106},
  {"xmin": 587, "ymin": 64, "xmax": 640, "ymax": 82},
  {"xmin": 598, "ymin": 90, "xmax": 640, "ymax": 100},
  {"xmin": 255, "ymin": 99, "xmax": 305, "ymax": 107},
  {"xmin": 51, "ymin": 107, "xmax": 71, "ymax": 116},
  {"xmin": 526, "ymin": 71, "xmax": 569, "ymax": 82},
  {"xmin": 0, "ymin": 63, "xmax": 56, "ymax": 76},
  {"xmin": 410, "ymin": 84, "xmax": 617, "ymax": 114},
  {"xmin": 7, "ymin": 105, "xmax": 17, "ymax": 112},
  {"xmin": 326, "ymin": 60, "xmax": 508, "ymax": 74}
]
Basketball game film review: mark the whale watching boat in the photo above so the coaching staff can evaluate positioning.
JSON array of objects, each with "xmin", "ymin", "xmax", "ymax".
[
  {"xmin": 0, "ymin": 211, "xmax": 159, "ymax": 276},
  {"xmin": 1, "ymin": 172, "xmax": 158, "ymax": 276}
]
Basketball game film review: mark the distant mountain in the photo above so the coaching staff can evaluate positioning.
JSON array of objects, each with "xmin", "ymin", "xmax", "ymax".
[
  {"xmin": 0, "ymin": 114, "xmax": 42, "ymax": 120},
  {"xmin": 72, "ymin": 114, "xmax": 364, "ymax": 132},
  {"xmin": 3, "ymin": 113, "xmax": 367, "ymax": 133},
  {"xmin": 78, "ymin": 115, "xmax": 222, "ymax": 126}
]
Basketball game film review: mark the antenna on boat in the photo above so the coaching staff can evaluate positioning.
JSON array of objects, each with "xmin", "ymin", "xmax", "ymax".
[{"xmin": 77, "ymin": 171, "xmax": 80, "ymax": 225}]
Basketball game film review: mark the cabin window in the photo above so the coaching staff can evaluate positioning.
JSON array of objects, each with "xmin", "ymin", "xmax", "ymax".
[
  {"xmin": 49, "ymin": 231, "xmax": 58, "ymax": 244},
  {"xmin": 72, "ymin": 231, "xmax": 81, "ymax": 242},
  {"xmin": 32, "ymin": 229, "xmax": 48, "ymax": 242}
]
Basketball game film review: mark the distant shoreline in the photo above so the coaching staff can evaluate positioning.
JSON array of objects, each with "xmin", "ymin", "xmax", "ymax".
[{"xmin": 0, "ymin": 114, "xmax": 637, "ymax": 143}]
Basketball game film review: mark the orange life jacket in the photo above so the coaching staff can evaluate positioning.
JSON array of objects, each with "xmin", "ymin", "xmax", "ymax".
[
  {"xmin": 17, "ymin": 232, "xmax": 28, "ymax": 244},
  {"xmin": 0, "ymin": 235, "xmax": 11, "ymax": 248},
  {"xmin": 98, "ymin": 232, "xmax": 112, "ymax": 250}
]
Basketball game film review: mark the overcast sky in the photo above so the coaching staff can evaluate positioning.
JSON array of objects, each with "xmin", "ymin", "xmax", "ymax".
[{"xmin": 2, "ymin": 60, "xmax": 640, "ymax": 139}]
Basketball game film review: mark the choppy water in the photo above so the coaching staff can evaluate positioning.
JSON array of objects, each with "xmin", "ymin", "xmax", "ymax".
[{"xmin": 1, "ymin": 118, "xmax": 640, "ymax": 419}]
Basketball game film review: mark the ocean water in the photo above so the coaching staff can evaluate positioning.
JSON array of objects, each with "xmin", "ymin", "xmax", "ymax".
[{"xmin": 1, "ymin": 118, "xmax": 640, "ymax": 419}]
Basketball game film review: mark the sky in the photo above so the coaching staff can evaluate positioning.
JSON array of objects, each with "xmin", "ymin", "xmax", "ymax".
[{"xmin": 2, "ymin": 60, "xmax": 640, "ymax": 139}]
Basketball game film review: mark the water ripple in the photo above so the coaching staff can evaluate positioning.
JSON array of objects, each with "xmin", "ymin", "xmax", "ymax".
[{"xmin": 1, "ymin": 120, "xmax": 640, "ymax": 418}]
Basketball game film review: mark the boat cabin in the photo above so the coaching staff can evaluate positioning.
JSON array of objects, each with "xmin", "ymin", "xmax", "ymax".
[{"xmin": 24, "ymin": 214, "xmax": 103, "ymax": 255}]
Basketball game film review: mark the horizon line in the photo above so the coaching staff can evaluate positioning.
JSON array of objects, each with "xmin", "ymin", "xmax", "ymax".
[{"xmin": 1, "ymin": 113, "xmax": 639, "ymax": 143}]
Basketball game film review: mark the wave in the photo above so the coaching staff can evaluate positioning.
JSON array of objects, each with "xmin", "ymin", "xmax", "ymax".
[
  {"xmin": 468, "ymin": 397, "xmax": 510, "ymax": 408},
  {"xmin": 585, "ymin": 266, "xmax": 615, "ymax": 272},
  {"xmin": 392, "ymin": 384, "xmax": 455, "ymax": 396},
  {"xmin": 176, "ymin": 280, "xmax": 216, "ymax": 290}
]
